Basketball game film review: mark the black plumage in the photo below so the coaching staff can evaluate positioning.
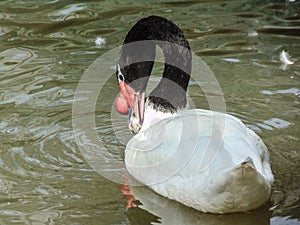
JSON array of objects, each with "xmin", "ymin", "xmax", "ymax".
[{"xmin": 118, "ymin": 16, "xmax": 192, "ymax": 112}]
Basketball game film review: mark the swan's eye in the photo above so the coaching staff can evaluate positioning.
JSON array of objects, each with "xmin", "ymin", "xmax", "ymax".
[
  {"xmin": 118, "ymin": 73, "xmax": 125, "ymax": 83},
  {"xmin": 117, "ymin": 64, "xmax": 125, "ymax": 83}
]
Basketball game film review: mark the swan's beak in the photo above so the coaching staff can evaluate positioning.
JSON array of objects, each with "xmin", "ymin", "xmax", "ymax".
[{"xmin": 128, "ymin": 92, "xmax": 145, "ymax": 134}]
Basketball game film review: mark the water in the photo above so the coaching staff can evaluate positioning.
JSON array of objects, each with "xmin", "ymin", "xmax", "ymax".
[{"xmin": 0, "ymin": 0, "xmax": 299, "ymax": 224}]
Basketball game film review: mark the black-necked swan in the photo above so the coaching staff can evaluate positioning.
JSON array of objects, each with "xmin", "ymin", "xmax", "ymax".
[{"xmin": 115, "ymin": 15, "xmax": 273, "ymax": 214}]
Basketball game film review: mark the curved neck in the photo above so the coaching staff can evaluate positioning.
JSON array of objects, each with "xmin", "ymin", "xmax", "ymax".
[{"xmin": 119, "ymin": 16, "xmax": 192, "ymax": 112}]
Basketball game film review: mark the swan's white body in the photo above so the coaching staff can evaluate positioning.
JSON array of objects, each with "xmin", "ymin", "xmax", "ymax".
[{"xmin": 125, "ymin": 103, "xmax": 273, "ymax": 213}]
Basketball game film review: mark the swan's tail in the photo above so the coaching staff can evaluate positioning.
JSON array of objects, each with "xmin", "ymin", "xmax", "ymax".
[
  {"xmin": 240, "ymin": 157, "xmax": 255, "ymax": 168},
  {"xmin": 221, "ymin": 157, "xmax": 272, "ymax": 212}
]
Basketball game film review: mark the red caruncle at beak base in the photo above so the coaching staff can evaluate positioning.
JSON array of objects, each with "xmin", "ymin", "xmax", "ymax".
[{"xmin": 115, "ymin": 81, "xmax": 136, "ymax": 114}]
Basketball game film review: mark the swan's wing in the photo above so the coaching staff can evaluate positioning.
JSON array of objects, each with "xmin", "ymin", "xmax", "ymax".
[
  {"xmin": 125, "ymin": 109, "xmax": 272, "ymax": 185},
  {"xmin": 125, "ymin": 109, "xmax": 226, "ymax": 185}
]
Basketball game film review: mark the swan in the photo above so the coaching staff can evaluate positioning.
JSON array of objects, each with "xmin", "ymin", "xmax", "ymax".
[{"xmin": 115, "ymin": 15, "xmax": 273, "ymax": 214}]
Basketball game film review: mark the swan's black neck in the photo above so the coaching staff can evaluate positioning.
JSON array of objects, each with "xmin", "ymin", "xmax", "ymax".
[{"xmin": 118, "ymin": 16, "xmax": 191, "ymax": 112}]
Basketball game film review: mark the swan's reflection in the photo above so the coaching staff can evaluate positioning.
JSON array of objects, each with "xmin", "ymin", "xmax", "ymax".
[{"xmin": 125, "ymin": 184, "xmax": 272, "ymax": 225}]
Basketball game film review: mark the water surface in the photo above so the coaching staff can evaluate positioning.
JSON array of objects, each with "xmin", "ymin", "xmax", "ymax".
[{"xmin": 0, "ymin": 0, "xmax": 299, "ymax": 224}]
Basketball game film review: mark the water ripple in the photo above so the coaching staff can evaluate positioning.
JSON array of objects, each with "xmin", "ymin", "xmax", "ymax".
[
  {"xmin": 257, "ymin": 117, "xmax": 293, "ymax": 130},
  {"xmin": 258, "ymin": 26, "xmax": 300, "ymax": 37},
  {"xmin": 0, "ymin": 0, "xmax": 299, "ymax": 224},
  {"xmin": 262, "ymin": 87, "xmax": 300, "ymax": 96}
]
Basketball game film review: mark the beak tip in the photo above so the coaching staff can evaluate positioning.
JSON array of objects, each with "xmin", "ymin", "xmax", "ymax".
[
  {"xmin": 127, "ymin": 92, "xmax": 145, "ymax": 134},
  {"xmin": 128, "ymin": 115, "xmax": 142, "ymax": 134}
]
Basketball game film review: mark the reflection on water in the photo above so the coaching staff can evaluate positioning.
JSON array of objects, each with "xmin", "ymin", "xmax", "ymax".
[
  {"xmin": 0, "ymin": 0, "xmax": 299, "ymax": 224},
  {"xmin": 127, "ymin": 185, "xmax": 273, "ymax": 225}
]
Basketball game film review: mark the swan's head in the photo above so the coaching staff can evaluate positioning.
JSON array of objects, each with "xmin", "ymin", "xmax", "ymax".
[
  {"xmin": 114, "ymin": 16, "xmax": 191, "ymax": 133},
  {"xmin": 115, "ymin": 60, "xmax": 154, "ymax": 133}
]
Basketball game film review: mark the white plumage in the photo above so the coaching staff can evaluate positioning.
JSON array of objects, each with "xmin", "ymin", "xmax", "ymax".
[{"xmin": 125, "ymin": 107, "xmax": 273, "ymax": 213}]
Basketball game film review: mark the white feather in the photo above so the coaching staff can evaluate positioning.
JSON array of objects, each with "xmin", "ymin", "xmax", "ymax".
[
  {"xmin": 95, "ymin": 37, "xmax": 106, "ymax": 47},
  {"xmin": 280, "ymin": 50, "xmax": 294, "ymax": 65}
]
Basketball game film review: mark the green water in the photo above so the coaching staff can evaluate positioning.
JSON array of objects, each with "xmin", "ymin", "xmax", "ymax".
[{"xmin": 0, "ymin": 0, "xmax": 299, "ymax": 224}]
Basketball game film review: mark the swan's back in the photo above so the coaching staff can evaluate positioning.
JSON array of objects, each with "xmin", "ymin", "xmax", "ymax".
[{"xmin": 125, "ymin": 109, "xmax": 273, "ymax": 213}]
